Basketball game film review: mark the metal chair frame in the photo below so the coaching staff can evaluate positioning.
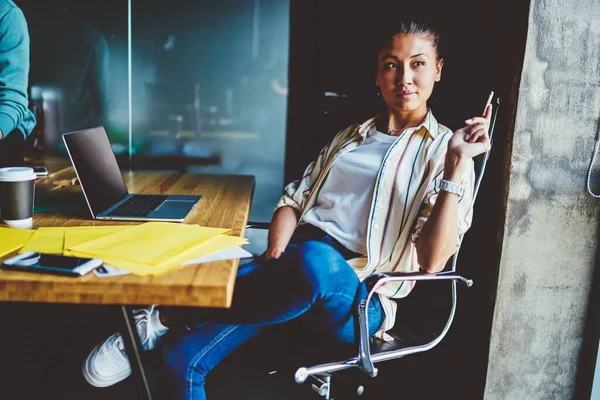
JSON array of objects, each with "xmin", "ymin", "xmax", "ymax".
[{"xmin": 246, "ymin": 98, "xmax": 500, "ymax": 398}]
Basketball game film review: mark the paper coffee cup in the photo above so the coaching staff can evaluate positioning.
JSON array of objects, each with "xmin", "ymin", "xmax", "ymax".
[{"xmin": 0, "ymin": 167, "xmax": 36, "ymax": 229}]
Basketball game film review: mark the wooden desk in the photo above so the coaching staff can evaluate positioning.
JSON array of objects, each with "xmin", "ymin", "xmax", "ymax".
[
  {"xmin": 0, "ymin": 168, "xmax": 255, "ymax": 308},
  {"xmin": 2, "ymin": 162, "xmax": 256, "ymax": 399}
]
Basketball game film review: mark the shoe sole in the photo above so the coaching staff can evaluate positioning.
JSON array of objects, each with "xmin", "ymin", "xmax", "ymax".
[{"xmin": 82, "ymin": 345, "xmax": 132, "ymax": 388}]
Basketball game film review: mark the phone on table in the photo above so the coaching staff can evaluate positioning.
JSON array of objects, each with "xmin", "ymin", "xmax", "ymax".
[
  {"xmin": 2, "ymin": 252, "xmax": 102, "ymax": 277},
  {"xmin": 32, "ymin": 166, "xmax": 49, "ymax": 177}
]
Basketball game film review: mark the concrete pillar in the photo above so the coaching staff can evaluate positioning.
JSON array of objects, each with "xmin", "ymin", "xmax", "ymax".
[{"xmin": 484, "ymin": 0, "xmax": 600, "ymax": 398}]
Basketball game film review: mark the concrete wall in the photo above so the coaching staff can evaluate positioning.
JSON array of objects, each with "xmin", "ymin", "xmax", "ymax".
[{"xmin": 484, "ymin": 0, "xmax": 600, "ymax": 399}]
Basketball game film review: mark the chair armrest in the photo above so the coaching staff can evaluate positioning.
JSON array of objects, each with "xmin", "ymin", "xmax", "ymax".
[
  {"xmin": 354, "ymin": 271, "xmax": 473, "ymax": 377},
  {"xmin": 364, "ymin": 271, "xmax": 473, "ymax": 293}
]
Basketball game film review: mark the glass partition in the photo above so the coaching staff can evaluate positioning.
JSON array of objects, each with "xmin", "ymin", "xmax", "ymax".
[
  {"xmin": 130, "ymin": 0, "xmax": 290, "ymax": 221},
  {"xmin": 21, "ymin": 0, "xmax": 290, "ymax": 222},
  {"xmin": 20, "ymin": 0, "xmax": 129, "ymax": 153}
]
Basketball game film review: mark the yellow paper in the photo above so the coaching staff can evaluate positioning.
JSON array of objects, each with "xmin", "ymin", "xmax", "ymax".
[
  {"xmin": 68, "ymin": 222, "xmax": 231, "ymax": 265},
  {"xmin": 20, "ymin": 227, "xmax": 65, "ymax": 254},
  {"xmin": 0, "ymin": 227, "xmax": 34, "ymax": 257},
  {"xmin": 69, "ymin": 234, "xmax": 248, "ymax": 276},
  {"xmin": 63, "ymin": 226, "xmax": 133, "ymax": 256},
  {"xmin": 18, "ymin": 225, "xmax": 133, "ymax": 256}
]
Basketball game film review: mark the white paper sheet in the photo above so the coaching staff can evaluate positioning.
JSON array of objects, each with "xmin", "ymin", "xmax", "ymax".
[
  {"xmin": 182, "ymin": 246, "xmax": 254, "ymax": 265},
  {"xmin": 93, "ymin": 264, "xmax": 130, "ymax": 277},
  {"xmin": 93, "ymin": 246, "xmax": 254, "ymax": 277}
]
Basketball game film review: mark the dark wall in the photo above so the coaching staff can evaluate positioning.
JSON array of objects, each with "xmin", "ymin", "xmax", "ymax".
[
  {"xmin": 286, "ymin": 1, "xmax": 530, "ymax": 398},
  {"xmin": 286, "ymin": 0, "xmax": 530, "ymax": 181}
]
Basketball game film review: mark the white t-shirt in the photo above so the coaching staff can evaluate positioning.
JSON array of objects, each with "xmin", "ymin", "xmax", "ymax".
[{"xmin": 301, "ymin": 126, "xmax": 397, "ymax": 254}]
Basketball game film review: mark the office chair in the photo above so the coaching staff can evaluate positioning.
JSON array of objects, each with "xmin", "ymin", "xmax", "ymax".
[{"xmin": 243, "ymin": 98, "xmax": 500, "ymax": 399}]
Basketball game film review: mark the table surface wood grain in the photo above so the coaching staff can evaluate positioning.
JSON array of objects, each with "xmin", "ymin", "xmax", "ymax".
[{"xmin": 0, "ymin": 164, "xmax": 255, "ymax": 308}]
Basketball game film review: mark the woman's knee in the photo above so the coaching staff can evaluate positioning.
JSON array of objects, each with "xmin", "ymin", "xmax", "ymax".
[{"xmin": 296, "ymin": 241, "xmax": 356, "ymax": 291}]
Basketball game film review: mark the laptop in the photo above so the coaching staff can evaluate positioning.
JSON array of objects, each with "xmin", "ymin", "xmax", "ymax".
[{"xmin": 62, "ymin": 126, "xmax": 201, "ymax": 222}]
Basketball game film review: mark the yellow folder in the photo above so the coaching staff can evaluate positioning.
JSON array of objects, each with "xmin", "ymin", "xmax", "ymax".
[
  {"xmin": 69, "ymin": 233, "xmax": 248, "ymax": 276},
  {"xmin": 20, "ymin": 227, "xmax": 64, "ymax": 254},
  {"xmin": 67, "ymin": 222, "xmax": 232, "ymax": 265},
  {"xmin": 63, "ymin": 226, "xmax": 133, "ymax": 256},
  {"xmin": 0, "ymin": 227, "xmax": 35, "ymax": 257},
  {"xmin": 13, "ymin": 222, "xmax": 248, "ymax": 276},
  {"xmin": 19, "ymin": 226, "xmax": 134, "ymax": 255}
]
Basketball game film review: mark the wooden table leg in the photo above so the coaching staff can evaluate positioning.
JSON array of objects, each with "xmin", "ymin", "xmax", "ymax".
[{"xmin": 119, "ymin": 305, "xmax": 155, "ymax": 400}]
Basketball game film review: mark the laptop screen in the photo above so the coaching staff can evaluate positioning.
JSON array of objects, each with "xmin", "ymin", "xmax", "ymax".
[{"xmin": 63, "ymin": 127, "xmax": 129, "ymax": 216}]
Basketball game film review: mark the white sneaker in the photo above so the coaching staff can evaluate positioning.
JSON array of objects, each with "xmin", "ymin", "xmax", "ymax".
[{"xmin": 82, "ymin": 305, "xmax": 169, "ymax": 387}]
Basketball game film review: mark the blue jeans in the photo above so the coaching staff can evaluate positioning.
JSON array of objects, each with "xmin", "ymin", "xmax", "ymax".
[{"xmin": 161, "ymin": 232, "xmax": 384, "ymax": 400}]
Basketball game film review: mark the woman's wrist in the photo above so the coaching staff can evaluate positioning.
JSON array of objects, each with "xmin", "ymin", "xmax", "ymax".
[
  {"xmin": 267, "ymin": 244, "xmax": 286, "ymax": 253},
  {"xmin": 443, "ymin": 153, "xmax": 469, "ymax": 182},
  {"xmin": 266, "ymin": 241, "xmax": 287, "ymax": 254}
]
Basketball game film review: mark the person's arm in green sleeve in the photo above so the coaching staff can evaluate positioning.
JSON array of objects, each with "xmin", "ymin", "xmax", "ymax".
[{"xmin": 0, "ymin": 7, "xmax": 33, "ymax": 139}]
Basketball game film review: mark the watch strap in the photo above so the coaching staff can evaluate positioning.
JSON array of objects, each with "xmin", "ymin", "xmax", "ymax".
[{"xmin": 439, "ymin": 179, "xmax": 465, "ymax": 196}]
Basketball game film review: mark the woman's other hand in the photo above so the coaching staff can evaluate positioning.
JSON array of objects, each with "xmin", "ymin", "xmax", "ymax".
[
  {"xmin": 448, "ymin": 102, "xmax": 493, "ymax": 160},
  {"xmin": 264, "ymin": 206, "xmax": 299, "ymax": 262},
  {"xmin": 262, "ymin": 247, "xmax": 284, "ymax": 261}
]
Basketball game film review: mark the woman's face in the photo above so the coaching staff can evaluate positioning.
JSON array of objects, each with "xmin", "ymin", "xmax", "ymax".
[{"xmin": 376, "ymin": 34, "xmax": 443, "ymax": 118}]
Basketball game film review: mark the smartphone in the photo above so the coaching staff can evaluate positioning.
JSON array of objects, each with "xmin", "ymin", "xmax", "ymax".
[
  {"xmin": 2, "ymin": 252, "xmax": 103, "ymax": 277},
  {"xmin": 32, "ymin": 166, "xmax": 49, "ymax": 177}
]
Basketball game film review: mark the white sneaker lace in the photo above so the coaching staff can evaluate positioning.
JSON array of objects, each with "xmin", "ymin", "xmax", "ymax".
[
  {"xmin": 113, "ymin": 335, "xmax": 128, "ymax": 359},
  {"xmin": 133, "ymin": 305, "xmax": 157, "ymax": 350},
  {"xmin": 106, "ymin": 306, "xmax": 160, "ymax": 357}
]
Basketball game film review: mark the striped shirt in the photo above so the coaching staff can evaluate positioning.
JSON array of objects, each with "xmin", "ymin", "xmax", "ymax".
[{"xmin": 275, "ymin": 110, "xmax": 475, "ymax": 338}]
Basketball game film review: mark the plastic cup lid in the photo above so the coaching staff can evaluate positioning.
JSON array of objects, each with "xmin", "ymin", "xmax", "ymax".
[{"xmin": 0, "ymin": 167, "xmax": 37, "ymax": 182}]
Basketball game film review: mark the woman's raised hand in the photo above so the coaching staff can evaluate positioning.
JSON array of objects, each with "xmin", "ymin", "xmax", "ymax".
[{"xmin": 447, "ymin": 101, "xmax": 493, "ymax": 160}]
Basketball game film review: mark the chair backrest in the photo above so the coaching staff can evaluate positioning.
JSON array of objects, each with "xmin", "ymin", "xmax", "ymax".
[
  {"xmin": 387, "ymin": 98, "xmax": 500, "ymax": 342},
  {"xmin": 453, "ymin": 96, "xmax": 500, "ymax": 269}
]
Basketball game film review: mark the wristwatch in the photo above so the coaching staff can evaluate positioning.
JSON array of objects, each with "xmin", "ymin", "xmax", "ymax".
[{"xmin": 439, "ymin": 179, "xmax": 465, "ymax": 196}]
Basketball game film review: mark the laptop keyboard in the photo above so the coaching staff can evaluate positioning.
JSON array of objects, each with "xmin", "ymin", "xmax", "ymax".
[{"xmin": 105, "ymin": 195, "xmax": 168, "ymax": 217}]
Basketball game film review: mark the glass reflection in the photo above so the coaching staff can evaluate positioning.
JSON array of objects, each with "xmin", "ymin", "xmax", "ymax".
[
  {"xmin": 21, "ymin": 0, "xmax": 290, "ymax": 222},
  {"xmin": 20, "ymin": 0, "xmax": 128, "ymax": 154},
  {"xmin": 131, "ymin": 0, "xmax": 289, "ymax": 221}
]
